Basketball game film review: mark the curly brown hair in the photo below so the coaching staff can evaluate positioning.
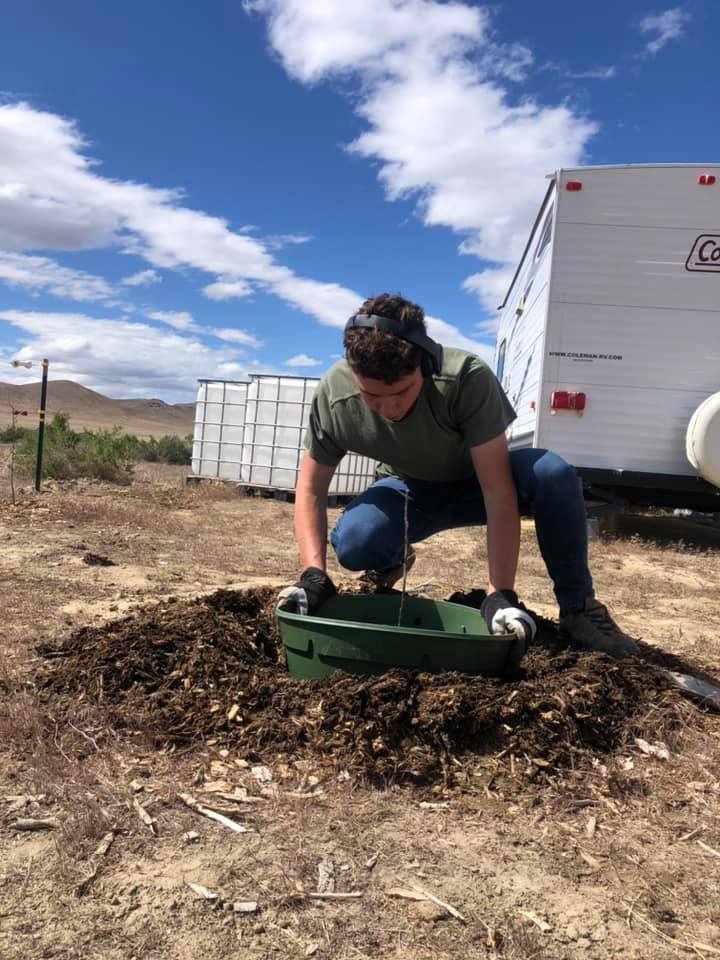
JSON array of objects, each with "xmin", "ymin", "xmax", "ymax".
[{"xmin": 344, "ymin": 293, "xmax": 426, "ymax": 384}]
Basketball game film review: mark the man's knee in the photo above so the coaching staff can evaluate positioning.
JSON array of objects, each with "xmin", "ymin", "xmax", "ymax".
[
  {"xmin": 333, "ymin": 520, "xmax": 395, "ymax": 571},
  {"xmin": 332, "ymin": 492, "xmax": 404, "ymax": 571},
  {"xmin": 331, "ymin": 511, "xmax": 369, "ymax": 569},
  {"xmin": 532, "ymin": 449, "xmax": 582, "ymax": 500},
  {"xmin": 511, "ymin": 448, "xmax": 581, "ymax": 505}
]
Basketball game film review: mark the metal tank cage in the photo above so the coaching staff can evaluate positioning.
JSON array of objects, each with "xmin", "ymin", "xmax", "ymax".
[{"xmin": 191, "ymin": 374, "xmax": 377, "ymax": 498}]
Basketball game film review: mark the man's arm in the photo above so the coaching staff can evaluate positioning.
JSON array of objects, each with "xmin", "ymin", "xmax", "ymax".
[
  {"xmin": 469, "ymin": 433, "xmax": 520, "ymax": 595},
  {"xmin": 295, "ymin": 450, "xmax": 337, "ymax": 571}
]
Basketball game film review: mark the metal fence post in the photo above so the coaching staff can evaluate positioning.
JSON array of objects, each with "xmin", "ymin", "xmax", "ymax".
[{"xmin": 35, "ymin": 358, "xmax": 49, "ymax": 493}]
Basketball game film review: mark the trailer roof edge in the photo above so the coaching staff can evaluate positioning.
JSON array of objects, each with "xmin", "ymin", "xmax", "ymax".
[{"xmin": 498, "ymin": 175, "xmax": 557, "ymax": 311}]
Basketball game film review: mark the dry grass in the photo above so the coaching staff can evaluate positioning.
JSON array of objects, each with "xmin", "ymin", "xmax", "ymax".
[
  {"xmin": 0, "ymin": 473, "xmax": 719, "ymax": 960},
  {"xmin": 45, "ymin": 492, "xmax": 179, "ymax": 529}
]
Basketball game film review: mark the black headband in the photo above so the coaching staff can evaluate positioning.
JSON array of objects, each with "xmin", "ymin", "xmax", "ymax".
[{"xmin": 344, "ymin": 313, "xmax": 443, "ymax": 375}]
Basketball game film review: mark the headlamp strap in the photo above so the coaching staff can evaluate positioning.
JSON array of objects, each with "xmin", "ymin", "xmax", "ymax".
[{"xmin": 344, "ymin": 313, "xmax": 443, "ymax": 374}]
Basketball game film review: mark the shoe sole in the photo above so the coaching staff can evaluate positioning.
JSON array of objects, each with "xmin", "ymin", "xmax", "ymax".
[{"xmin": 364, "ymin": 551, "xmax": 416, "ymax": 591}]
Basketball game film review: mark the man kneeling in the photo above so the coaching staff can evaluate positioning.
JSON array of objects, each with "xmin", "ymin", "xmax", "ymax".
[{"xmin": 278, "ymin": 293, "xmax": 637, "ymax": 661}]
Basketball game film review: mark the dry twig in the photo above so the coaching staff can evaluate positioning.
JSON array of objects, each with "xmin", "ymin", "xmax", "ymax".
[
  {"xmin": 402, "ymin": 881, "xmax": 466, "ymax": 924},
  {"xmin": 626, "ymin": 903, "xmax": 719, "ymax": 959},
  {"xmin": 518, "ymin": 909, "xmax": 551, "ymax": 933},
  {"xmin": 67, "ymin": 721, "xmax": 100, "ymax": 752},
  {"xmin": 75, "ymin": 830, "xmax": 117, "ymax": 896},
  {"xmin": 13, "ymin": 818, "xmax": 60, "ymax": 831},
  {"xmin": 132, "ymin": 797, "xmax": 157, "ymax": 835},
  {"xmin": 308, "ymin": 891, "xmax": 362, "ymax": 900},
  {"xmin": 697, "ymin": 839, "xmax": 720, "ymax": 859},
  {"xmin": 179, "ymin": 793, "xmax": 248, "ymax": 834},
  {"xmin": 386, "ymin": 887, "xmax": 428, "ymax": 902},
  {"xmin": 187, "ymin": 881, "xmax": 219, "ymax": 901}
]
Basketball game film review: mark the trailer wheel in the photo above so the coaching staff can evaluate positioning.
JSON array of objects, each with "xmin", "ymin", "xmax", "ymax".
[{"xmin": 686, "ymin": 392, "xmax": 720, "ymax": 488}]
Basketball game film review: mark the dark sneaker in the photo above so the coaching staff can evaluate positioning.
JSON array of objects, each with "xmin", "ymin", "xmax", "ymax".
[
  {"xmin": 361, "ymin": 548, "xmax": 416, "ymax": 591},
  {"xmin": 560, "ymin": 599, "xmax": 639, "ymax": 658}
]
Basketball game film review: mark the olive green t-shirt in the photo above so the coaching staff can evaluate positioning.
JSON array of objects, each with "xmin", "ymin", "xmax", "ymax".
[{"xmin": 304, "ymin": 347, "xmax": 517, "ymax": 482}]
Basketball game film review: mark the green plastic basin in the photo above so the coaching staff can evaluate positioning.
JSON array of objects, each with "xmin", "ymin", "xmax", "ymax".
[{"xmin": 277, "ymin": 594, "xmax": 512, "ymax": 679}]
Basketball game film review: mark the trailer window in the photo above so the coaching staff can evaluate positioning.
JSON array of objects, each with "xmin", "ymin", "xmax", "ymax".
[
  {"xmin": 535, "ymin": 206, "xmax": 553, "ymax": 260},
  {"xmin": 496, "ymin": 338, "xmax": 507, "ymax": 383}
]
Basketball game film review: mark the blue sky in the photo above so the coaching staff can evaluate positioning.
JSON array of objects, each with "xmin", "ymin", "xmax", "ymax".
[{"xmin": 0, "ymin": 0, "xmax": 715, "ymax": 401}]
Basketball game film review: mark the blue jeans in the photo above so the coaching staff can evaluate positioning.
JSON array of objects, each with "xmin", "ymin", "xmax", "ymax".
[{"xmin": 330, "ymin": 448, "xmax": 593, "ymax": 616}]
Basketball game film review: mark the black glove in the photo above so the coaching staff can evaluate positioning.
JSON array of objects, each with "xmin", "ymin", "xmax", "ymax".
[
  {"xmin": 480, "ymin": 590, "xmax": 536, "ymax": 668},
  {"xmin": 277, "ymin": 567, "xmax": 336, "ymax": 616}
]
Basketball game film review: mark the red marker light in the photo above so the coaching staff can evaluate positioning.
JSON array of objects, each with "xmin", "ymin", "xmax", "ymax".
[
  {"xmin": 565, "ymin": 180, "xmax": 582, "ymax": 191},
  {"xmin": 550, "ymin": 391, "xmax": 586, "ymax": 411},
  {"xmin": 698, "ymin": 174, "xmax": 716, "ymax": 185}
]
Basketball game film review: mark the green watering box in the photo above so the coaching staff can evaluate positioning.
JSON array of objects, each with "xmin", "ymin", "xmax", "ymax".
[{"xmin": 276, "ymin": 593, "xmax": 513, "ymax": 679}]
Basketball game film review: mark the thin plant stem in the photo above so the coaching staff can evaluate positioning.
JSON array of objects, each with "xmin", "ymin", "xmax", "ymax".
[{"xmin": 397, "ymin": 487, "xmax": 410, "ymax": 627}]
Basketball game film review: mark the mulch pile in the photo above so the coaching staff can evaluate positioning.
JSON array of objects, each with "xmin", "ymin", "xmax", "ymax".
[{"xmin": 36, "ymin": 587, "xmax": 691, "ymax": 785}]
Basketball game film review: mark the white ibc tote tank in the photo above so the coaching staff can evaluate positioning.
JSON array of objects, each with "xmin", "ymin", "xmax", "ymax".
[
  {"xmin": 240, "ymin": 374, "xmax": 377, "ymax": 495},
  {"xmin": 192, "ymin": 379, "xmax": 249, "ymax": 480}
]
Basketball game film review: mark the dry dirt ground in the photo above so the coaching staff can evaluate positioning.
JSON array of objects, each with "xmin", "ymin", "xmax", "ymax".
[{"xmin": 1, "ymin": 458, "xmax": 719, "ymax": 960}]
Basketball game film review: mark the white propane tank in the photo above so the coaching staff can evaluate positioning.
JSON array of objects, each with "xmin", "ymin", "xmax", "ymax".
[{"xmin": 686, "ymin": 391, "xmax": 720, "ymax": 488}]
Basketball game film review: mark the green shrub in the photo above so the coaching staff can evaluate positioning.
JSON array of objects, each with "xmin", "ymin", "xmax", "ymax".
[
  {"xmin": 0, "ymin": 424, "xmax": 31, "ymax": 442},
  {"xmin": 11, "ymin": 414, "xmax": 192, "ymax": 482},
  {"xmin": 136, "ymin": 434, "xmax": 193, "ymax": 465},
  {"xmin": 13, "ymin": 413, "xmax": 140, "ymax": 484},
  {"xmin": 156, "ymin": 434, "xmax": 193, "ymax": 465},
  {"xmin": 137, "ymin": 436, "xmax": 161, "ymax": 463}
]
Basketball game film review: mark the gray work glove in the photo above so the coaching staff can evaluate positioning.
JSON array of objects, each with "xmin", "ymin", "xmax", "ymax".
[
  {"xmin": 480, "ymin": 590, "xmax": 536, "ymax": 668},
  {"xmin": 277, "ymin": 567, "xmax": 336, "ymax": 616}
]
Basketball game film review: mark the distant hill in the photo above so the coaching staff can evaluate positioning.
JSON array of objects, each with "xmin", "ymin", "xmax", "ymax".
[{"xmin": 0, "ymin": 380, "xmax": 195, "ymax": 439}]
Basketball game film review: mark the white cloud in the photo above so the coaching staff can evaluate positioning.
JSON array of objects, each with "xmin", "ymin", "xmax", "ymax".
[
  {"xmin": 284, "ymin": 353, "xmax": 322, "ymax": 367},
  {"xmin": 244, "ymin": 358, "xmax": 296, "ymax": 376},
  {"xmin": 245, "ymin": 0, "xmax": 596, "ymax": 321},
  {"xmin": 265, "ymin": 233, "xmax": 313, "ymax": 249},
  {"xmin": 146, "ymin": 309, "xmax": 197, "ymax": 331},
  {"xmin": 0, "ymin": 250, "xmax": 116, "ymax": 303},
  {"xmin": 425, "ymin": 316, "xmax": 492, "ymax": 363},
  {"xmin": 0, "ymin": 98, "xmax": 507, "ymax": 362},
  {"xmin": 571, "ymin": 65, "xmax": 617, "ymax": 79},
  {"xmin": 145, "ymin": 311, "xmax": 263, "ymax": 348},
  {"xmin": 209, "ymin": 327, "xmax": 264, "ymax": 348},
  {"xmin": 0, "ymin": 309, "xmax": 247, "ymax": 401},
  {"xmin": 0, "ymin": 102, "xmax": 352, "ymax": 331},
  {"xmin": 244, "ymin": 0, "xmax": 487, "ymax": 83},
  {"xmin": 211, "ymin": 361, "xmax": 249, "ymax": 379},
  {"xmin": 479, "ymin": 42, "xmax": 534, "ymax": 83},
  {"xmin": 639, "ymin": 8, "xmax": 691, "ymax": 55},
  {"xmin": 544, "ymin": 62, "xmax": 617, "ymax": 80},
  {"xmin": 202, "ymin": 278, "xmax": 254, "ymax": 300},
  {"xmin": 122, "ymin": 268, "xmax": 161, "ymax": 286},
  {"xmin": 269, "ymin": 271, "xmax": 361, "ymax": 328},
  {"xmin": 0, "ymin": 106, "xmax": 135, "ymax": 251},
  {"xmin": 462, "ymin": 266, "xmax": 515, "ymax": 315}
]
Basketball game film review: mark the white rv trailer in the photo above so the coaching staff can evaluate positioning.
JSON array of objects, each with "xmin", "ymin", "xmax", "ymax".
[{"xmin": 494, "ymin": 163, "xmax": 720, "ymax": 511}]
